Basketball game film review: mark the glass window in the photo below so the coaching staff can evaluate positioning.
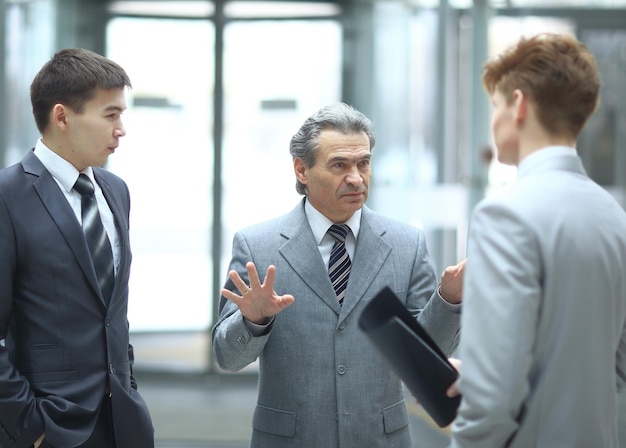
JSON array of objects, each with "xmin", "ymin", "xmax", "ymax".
[
  {"xmin": 578, "ymin": 28, "xmax": 626, "ymax": 203},
  {"xmin": 4, "ymin": 1, "xmax": 56, "ymax": 166},
  {"xmin": 108, "ymin": 1, "xmax": 214, "ymax": 17},
  {"xmin": 221, "ymin": 19, "xmax": 342, "ymax": 270},
  {"xmin": 225, "ymin": 1, "xmax": 341, "ymax": 18},
  {"xmin": 408, "ymin": 0, "xmax": 626, "ymax": 8},
  {"xmin": 106, "ymin": 17, "xmax": 214, "ymax": 332},
  {"xmin": 103, "ymin": 14, "xmax": 341, "ymax": 371}
]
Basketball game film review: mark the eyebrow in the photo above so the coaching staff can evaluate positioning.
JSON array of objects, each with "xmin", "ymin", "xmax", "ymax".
[
  {"xmin": 329, "ymin": 153, "xmax": 371, "ymax": 163},
  {"xmin": 104, "ymin": 105, "xmax": 126, "ymax": 113}
]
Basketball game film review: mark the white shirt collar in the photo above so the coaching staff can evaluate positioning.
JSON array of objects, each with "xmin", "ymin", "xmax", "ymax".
[
  {"xmin": 519, "ymin": 145, "xmax": 576, "ymax": 167},
  {"xmin": 33, "ymin": 139, "xmax": 95, "ymax": 190},
  {"xmin": 304, "ymin": 198, "xmax": 361, "ymax": 245}
]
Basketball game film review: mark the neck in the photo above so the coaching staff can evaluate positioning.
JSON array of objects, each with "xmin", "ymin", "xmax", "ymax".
[{"xmin": 517, "ymin": 129, "xmax": 576, "ymax": 166}]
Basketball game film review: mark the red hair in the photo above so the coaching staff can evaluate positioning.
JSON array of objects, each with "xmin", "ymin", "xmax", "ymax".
[{"xmin": 482, "ymin": 33, "xmax": 600, "ymax": 138}]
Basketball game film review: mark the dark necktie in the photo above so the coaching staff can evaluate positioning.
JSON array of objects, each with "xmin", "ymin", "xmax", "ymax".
[
  {"xmin": 328, "ymin": 224, "xmax": 351, "ymax": 305},
  {"xmin": 74, "ymin": 174, "xmax": 114, "ymax": 302}
]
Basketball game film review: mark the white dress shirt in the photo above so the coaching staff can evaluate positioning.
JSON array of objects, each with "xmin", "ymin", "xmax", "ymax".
[{"xmin": 304, "ymin": 197, "xmax": 360, "ymax": 265}]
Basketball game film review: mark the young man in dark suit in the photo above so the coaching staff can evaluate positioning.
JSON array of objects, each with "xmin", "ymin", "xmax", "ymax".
[{"xmin": 0, "ymin": 48, "xmax": 153, "ymax": 448}]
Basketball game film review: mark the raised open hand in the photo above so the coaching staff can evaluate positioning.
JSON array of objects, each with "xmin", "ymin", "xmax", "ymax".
[{"xmin": 221, "ymin": 262, "xmax": 295, "ymax": 324}]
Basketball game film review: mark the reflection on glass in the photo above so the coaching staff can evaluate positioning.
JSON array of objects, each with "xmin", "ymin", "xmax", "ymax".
[{"xmin": 106, "ymin": 18, "xmax": 214, "ymax": 331}]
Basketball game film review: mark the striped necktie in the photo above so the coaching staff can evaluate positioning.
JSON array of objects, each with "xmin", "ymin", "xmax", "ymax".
[
  {"xmin": 328, "ymin": 224, "xmax": 351, "ymax": 305},
  {"xmin": 74, "ymin": 174, "xmax": 114, "ymax": 303}
]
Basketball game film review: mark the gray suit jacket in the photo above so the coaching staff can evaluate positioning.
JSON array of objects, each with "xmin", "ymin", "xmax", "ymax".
[
  {"xmin": 450, "ymin": 148, "xmax": 626, "ymax": 447},
  {"xmin": 212, "ymin": 199, "xmax": 461, "ymax": 448},
  {"xmin": 0, "ymin": 150, "xmax": 153, "ymax": 448}
]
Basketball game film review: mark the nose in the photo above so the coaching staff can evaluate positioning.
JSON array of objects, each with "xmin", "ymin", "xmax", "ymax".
[
  {"xmin": 345, "ymin": 166, "xmax": 363, "ymax": 186},
  {"xmin": 114, "ymin": 122, "xmax": 126, "ymax": 138}
]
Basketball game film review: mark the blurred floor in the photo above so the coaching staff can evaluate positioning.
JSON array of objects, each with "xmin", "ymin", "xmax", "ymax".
[
  {"xmin": 131, "ymin": 332, "xmax": 451, "ymax": 448},
  {"xmin": 132, "ymin": 331, "xmax": 626, "ymax": 448}
]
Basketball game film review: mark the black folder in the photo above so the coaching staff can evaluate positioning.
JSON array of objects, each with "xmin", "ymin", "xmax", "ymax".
[{"xmin": 358, "ymin": 286, "xmax": 461, "ymax": 427}]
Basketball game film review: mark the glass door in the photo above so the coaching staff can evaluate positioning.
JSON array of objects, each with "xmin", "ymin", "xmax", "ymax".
[{"xmin": 106, "ymin": 18, "xmax": 215, "ymax": 334}]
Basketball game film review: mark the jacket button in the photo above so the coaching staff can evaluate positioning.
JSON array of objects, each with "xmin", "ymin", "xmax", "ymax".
[
  {"xmin": 337, "ymin": 365, "xmax": 346, "ymax": 375},
  {"xmin": 108, "ymin": 364, "xmax": 115, "ymax": 374}
]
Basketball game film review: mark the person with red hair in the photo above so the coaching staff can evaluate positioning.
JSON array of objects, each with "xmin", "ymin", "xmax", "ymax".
[{"xmin": 449, "ymin": 33, "xmax": 626, "ymax": 448}]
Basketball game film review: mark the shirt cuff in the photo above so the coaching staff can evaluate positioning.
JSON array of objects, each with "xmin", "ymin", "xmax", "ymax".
[
  {"xmin": 243, "ymin": 316, "xmax": 275, "ymax": 336},
  {"xmin": 436, "ymin": 285, "xmax": 462, "ymax": 313}
]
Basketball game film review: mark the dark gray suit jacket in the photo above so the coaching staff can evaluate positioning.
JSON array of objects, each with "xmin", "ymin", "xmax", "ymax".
[
  {"xmin": 212, "ymin": 199, "xmax": 461, "ymax": 448},
  {"xmin": 0, "ymin": 150, "xmax": 153, "ymax": 448}
]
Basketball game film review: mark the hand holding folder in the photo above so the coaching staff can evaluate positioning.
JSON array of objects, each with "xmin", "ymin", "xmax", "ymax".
[{"xmin": 358, "ymin": 286, "xmax": 461, "ymax": 427}]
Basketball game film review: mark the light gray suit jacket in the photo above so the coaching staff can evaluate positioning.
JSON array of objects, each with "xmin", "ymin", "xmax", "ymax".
[
  {"xmin": 212, "ymin": 199, "xmax": 461, "ymax": 448},
  {"xmin": 450, "ymin": 147, "xmax": 626, "ymax": 447}
]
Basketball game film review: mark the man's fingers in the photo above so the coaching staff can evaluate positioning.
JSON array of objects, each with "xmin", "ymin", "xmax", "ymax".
[
  {"xmin": 228, "ymin": 270, "xmax": 251, "ymax": 296},
  {"xmin": 263, "ymin": 265, "xmax": 277, "ymax": 289},
  {"xmin": 246, "ymin": 262, "xmax": 262, "ymax": 288},
  {"xmin": 277, "ymin": 294, "xmax": 295, "ymax": 310},
  {"xmin": 447, "ymin": 382, "xmax": 460, "ymax": 397},
  {"xmin": 452, "ymin": 258, "xmax": 467, "ymax": 275},
  {"xmin": 222, "ymin": 288, "xmax": 242, "ymax": 304}
]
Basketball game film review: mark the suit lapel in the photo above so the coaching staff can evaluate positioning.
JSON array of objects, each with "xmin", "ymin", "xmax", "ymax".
[
  {"xmin": 278, "ymin": 203, "xmax": 393, "ymax": 317},
  {"xmin": 339, "ymin": 209, "xmax": 391, "ymax": 321},
  {"xmin": 279, "ymin": 203, "xmax": 341, "ymax": 314},
  {"xmin": 26, "ymin": 159, "xmax": 104, "ymax": 304}
]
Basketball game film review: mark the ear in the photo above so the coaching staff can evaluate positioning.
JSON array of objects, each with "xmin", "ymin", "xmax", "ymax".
[
  {"xmin": 294, "ymin": 157, "xmax": 308, "ymax": 185},
  {"xmin": 51, "ymin": 104, "xmax": 68, "ymax": 130},
  {"xmin": 512, "ymin": 89, "xmax": 527, "ymax": 125}
]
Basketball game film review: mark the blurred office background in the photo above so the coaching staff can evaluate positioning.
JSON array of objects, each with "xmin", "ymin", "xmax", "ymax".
[{"xmin": 1, "ymin": 0, "xmax": 625, "ymax": 446}]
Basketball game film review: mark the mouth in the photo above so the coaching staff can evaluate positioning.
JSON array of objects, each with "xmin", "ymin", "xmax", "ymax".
[
  {"xmin": 344, "ymin": 188, "xmax": 365, "ymax": 195},
  {"xmin": 343, "ymin": 191, "xmax": 365, "ymax": 200}
]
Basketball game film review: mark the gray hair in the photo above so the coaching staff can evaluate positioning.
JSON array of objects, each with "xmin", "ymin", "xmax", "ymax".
[{"xmin": 289, "ymin": 102, "xmax": 376, "ymax": 195}]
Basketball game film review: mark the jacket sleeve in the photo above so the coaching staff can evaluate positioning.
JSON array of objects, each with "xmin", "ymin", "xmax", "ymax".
[
  {"xmin": 408, "ymin": 227, "xmax": 461, "ymax": 356},
  {"xmin": 211, "ymin": 231, "xmax": 272, "ymax": 371},
  {"xmin": 449, "ymin": 201, "xmax": 540, "ymax": 447}
]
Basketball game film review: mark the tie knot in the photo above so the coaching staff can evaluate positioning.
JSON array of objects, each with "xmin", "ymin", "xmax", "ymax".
[
  {"xmin": 74, "ymin": 174, "xmax": 95, "ymax": 197},
  {"xmin": 328, "ymin": 224, "xmax": 349, "ymax": 243}
]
